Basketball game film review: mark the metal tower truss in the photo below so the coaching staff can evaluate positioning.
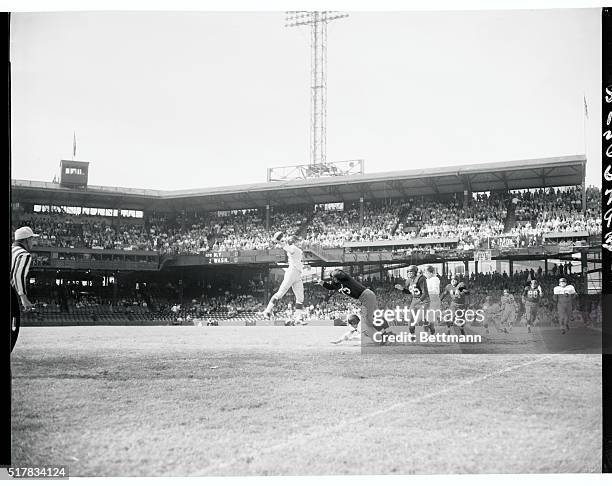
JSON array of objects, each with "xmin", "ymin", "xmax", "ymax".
[{"xmin": 285, "ymin": 11, "xmax": 348, "ymax": 169}]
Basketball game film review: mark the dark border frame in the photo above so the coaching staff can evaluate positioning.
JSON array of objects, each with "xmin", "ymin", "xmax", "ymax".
[{"xmin": 602, "ymin": 6, "xmax": 611, "ymax": 474}]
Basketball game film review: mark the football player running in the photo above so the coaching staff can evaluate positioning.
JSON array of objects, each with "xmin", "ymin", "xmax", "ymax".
[
  {"xmin": 522, "ymin": 279, "xmax": 543, "ymax": 333},
  {"xmin": 263, "ymin": 232, "xmax": 305, "ymax": 321},
  {"xmin": 440, "ymin": 275, "xmax": 469, "ymax": 336},
  {"xmin": 499, "ymin": 288, "xmax": 517, "ymax": 333},
  {"xmin": 395, "ymin": 265, "xmax": 432, "ymax": 337},
  {"xmin": 481, "ymin": 296, "xmax": 501, "ymax": 334}
]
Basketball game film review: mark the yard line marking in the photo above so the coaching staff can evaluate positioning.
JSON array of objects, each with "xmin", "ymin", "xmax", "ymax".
[{"xmin": 194, "ymin": 355, "xmax": 552, "ymax": 475}]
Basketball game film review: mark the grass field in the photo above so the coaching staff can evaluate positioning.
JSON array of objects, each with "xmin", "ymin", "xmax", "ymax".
[{"xmin": 10, "ymin": 326, "xmax": 602, "ymax": 476}]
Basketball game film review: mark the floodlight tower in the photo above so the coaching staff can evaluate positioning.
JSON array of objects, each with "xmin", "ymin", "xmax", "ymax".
[{"xmin": 285, "ymin": 11, "xmax": 348, "ymax": 169}]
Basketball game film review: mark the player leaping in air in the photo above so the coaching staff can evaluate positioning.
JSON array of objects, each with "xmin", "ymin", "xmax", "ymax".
[{"xmin": 262, "ymin": 232, "xmax": 305, "ymax": 321}]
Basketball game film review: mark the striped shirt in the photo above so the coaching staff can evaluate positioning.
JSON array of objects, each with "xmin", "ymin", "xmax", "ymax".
[{"xmin": 11, "ymin": 242, "xmax": 32, "ymax": 296}]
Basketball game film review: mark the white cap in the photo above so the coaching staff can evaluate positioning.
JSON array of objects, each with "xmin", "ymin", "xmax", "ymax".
[{"xmin": 15, "ymin": 226, "xmax": 39, "ymax": 241}]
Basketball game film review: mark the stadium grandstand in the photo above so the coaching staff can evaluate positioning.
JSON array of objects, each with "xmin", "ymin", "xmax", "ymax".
[{"xmin": 11, "ymin": 154, "xmax": 602, "ymax": 327}]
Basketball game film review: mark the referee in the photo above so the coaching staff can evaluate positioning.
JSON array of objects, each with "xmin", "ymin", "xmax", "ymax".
[{"xmin": 10, "ymin": 226, "xmax": 37, "ymax": 352}]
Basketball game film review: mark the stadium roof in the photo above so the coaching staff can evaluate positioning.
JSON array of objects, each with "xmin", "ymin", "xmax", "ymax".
[{"xmin": 12, "ymin": 155, "xmax": 587, "ymax": 212}]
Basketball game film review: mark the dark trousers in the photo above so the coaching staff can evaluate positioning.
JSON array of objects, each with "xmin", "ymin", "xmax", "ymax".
[{"xmin": 10, "ymin": 286, "xmax": 20, "ymax": 352}]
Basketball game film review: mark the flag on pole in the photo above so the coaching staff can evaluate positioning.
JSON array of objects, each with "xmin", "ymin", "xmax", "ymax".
[
  {"xmin": 73, "ymin": 131, "xmax": 77, "ymax": 159},
  {"xmin": 583, "ymin": 95, "xmax": 589, "ymax": 120}
]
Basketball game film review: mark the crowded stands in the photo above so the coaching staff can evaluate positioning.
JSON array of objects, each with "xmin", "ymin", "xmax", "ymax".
[{"xmin": 12, "ymin": 186, "xmax": 602, "ymax": 255}]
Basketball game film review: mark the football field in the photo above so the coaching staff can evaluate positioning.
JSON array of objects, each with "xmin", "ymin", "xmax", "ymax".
[{"xmin": 10, "ymin": 326, "xmax": 602, "ymax": 476}]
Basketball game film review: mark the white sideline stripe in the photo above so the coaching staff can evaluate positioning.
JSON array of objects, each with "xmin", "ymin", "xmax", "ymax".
[{"xmin": 194, "ymin": 355, "xmax": 551, "ymax": 475}]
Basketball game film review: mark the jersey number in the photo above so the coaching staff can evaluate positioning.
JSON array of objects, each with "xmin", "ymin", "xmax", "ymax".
[{"xmin": 339, "ymin": 285, "xmax": 352, "ymax": 296}]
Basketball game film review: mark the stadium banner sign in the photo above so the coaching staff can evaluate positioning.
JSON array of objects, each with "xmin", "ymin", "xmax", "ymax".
[
  {"xmin": 543, "ymin": 231, "xmax": 589, "ymax": 240},
  {"xmin": 165, "ymin": 255, "xmax": 239, "ymax": 266},
  {"xmin": 473, "ymin": 250, "xmax": 491, "ymax": 262},
  {"xmin": 484, "ymin": 235, "xmax": 519, "ymax": 250},
  {"xmin": 202, "ymin": 251, "xmax": 237, "ymax": 264},
  {"xmin": 343, "ymin": 237, "xmax": 459, "ymax": 248},
  {"xmin": 167, "ymin": 250, "xmax": 284, "ymax": 266},
  {"xmin": 33, "ymin": 246, "xmax": 158, "ymax": 257}
]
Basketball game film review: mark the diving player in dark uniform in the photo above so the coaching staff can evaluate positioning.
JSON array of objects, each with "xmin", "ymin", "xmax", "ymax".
[
  {"xmin": 395, "ymin": 265, "xmax": 433, "ymax": 336},
  {"xmin": 440, "ymin": 275, "xmax": 469, "ymax": 335},
  {"xmin": 318, "ymin": 269, "xmax": 391, "ymax": 343}
]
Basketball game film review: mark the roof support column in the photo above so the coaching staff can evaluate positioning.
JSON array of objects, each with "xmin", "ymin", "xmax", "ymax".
[
  {"xmin": 581, "ymin": 250, "xmax": 588, "ymax": 293},
  {"xmin": 582, "ymin": 168, "xmax": 587, "ymax": 215},
  {"xmin": 359, "ymin": 196, "xmax": 364, "ymax": 229},
  {"xmin": 265, "ymin": 204, "xmax": 270, "ymax": 231},
  {"xmin": 143, "ymin": 209, "xmax": 150, "ymax": 233},
  {"xmin": 462, "ymin": 175, "xmax": 472, "ymax": 208},
  {"xmin": 263, "ymin": 266, "xmax": 270, "ymax": 303}
]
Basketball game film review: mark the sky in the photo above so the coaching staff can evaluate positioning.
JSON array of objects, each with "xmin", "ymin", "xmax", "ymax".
[{"xmin": 9, "ymin": 7, "xmax": 602, "ymax": 190}]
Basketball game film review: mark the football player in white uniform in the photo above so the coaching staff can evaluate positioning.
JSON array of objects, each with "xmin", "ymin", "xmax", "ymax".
[
  {"xmin": 553, "ymin": 277, "xmax": 576, "ymax": 334},
  {"xmin": 481, "ymin": 296, "xmax": 502, "ymax": 334},
  {"xmin": 499, "ymin": 288, "xmax": 517, "ymax": 333},
  {"xmin": 425, "ymin": 265, "xmax": 441, "ymax": 333},
  {"xmin": 263, "ymin": 232, "xmax": 305, "ymax": 321}
]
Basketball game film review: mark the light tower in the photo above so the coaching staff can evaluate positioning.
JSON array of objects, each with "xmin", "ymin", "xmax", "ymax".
[{"xmin": 285, "ymin": 11, "xmax": 348, "ymax": 169}]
